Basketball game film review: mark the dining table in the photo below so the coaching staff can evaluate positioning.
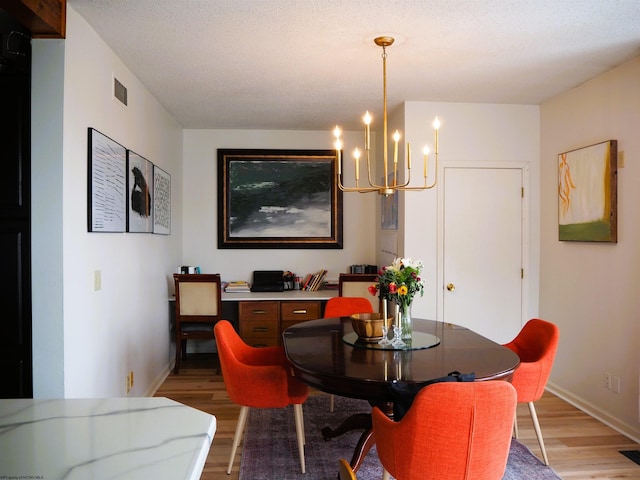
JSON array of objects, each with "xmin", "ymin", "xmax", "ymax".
[{"xmin": 282, "ymin": 317, "xmax": 520, "ymax": 471}]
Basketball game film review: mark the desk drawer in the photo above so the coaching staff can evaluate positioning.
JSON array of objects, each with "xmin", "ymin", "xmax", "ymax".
[
  {"xmin": 242, "ymin": 335, "xmax": 280, "ymax": 348},
  {"xmin": 280, "ymin": 301, "xmax": 320, "ymax": 321},
  {"xmin": 239, "ymin": 301, "xmax": 279, "ymax": 321},
  {"xmin": 239, "ymin": 318, "xmax": 278, "ymax": 339}
]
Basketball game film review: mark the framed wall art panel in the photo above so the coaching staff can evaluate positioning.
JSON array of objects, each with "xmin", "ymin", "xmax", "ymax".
[
  {"xmin": 558, "ymin": 140, "xmax": 617, "ymax": 242},
  {"xmin": 217, "ymin": 149, "xmax": 343, "ymax": 249},
  {"xmin": 88, "ymin": 128, "xmax": 127, "ymax": 232},
  {"xmin": 153, "ymin": 165, "xmax": 171, "ymax": 235},
  {"xmin": 127, "ymin": 150, "xmax": 153, "ymax": 233}
]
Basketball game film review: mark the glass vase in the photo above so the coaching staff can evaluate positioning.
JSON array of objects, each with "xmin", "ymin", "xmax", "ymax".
[{"xmin": 398, "ymin": 304, "xmax": 412, "ymax": 341}]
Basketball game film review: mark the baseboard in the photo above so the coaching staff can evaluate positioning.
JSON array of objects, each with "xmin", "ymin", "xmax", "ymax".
[
  {"xmin": 145, "ymin": 363, "xmax": 172, "ymax": 397},
  {"xmin": 547, "ymin": 381, "xmax": 640, "ymax": 444}
]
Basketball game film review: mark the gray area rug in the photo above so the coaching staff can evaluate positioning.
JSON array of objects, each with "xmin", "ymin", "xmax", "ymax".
[{"xmin": 239, "ymin": 395, "xmax": 562, "ymax": 479}]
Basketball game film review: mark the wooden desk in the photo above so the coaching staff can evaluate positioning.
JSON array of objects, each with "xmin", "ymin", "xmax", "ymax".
[
  {"xmin": 282, "ymin": 317, "xmax": 520, "ymax": 470},
  {"xmin": 221, "ymin": 290, "xmax": 338, "ymax": 347}
]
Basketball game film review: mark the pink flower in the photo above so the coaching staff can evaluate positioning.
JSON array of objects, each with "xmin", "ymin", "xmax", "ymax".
[
  {"xmin": 368, "ymin": 284, "xmax": 378, "ymax": 296},
  {"xmin": 388, "ymin": 282, "xmax": 397, "ymax": 294}
]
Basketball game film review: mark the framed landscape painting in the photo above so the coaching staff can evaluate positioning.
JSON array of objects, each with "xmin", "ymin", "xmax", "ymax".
[
  {"xmin": 558, "ymin": 140, "xmax": 617, "ymax": 242},
  {"xmin": 217, "ymin": 149, "xmax": 343, "ymax": 249}
]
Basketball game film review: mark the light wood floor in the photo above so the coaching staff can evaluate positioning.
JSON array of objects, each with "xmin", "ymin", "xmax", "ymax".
[{"xmin": 154, "ymin": 354, "xmax": 640, "ymax": 479}]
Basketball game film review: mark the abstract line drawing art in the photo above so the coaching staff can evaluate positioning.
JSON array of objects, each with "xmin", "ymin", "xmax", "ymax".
[{"xmin": 558, "ymin": 140, "xmax": 617, "ymax": 242}]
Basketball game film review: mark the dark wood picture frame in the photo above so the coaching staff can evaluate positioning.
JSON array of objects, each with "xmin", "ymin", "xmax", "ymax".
[
  {"xmin": 217, "ymin": 149, "xmax": 343, "ymax": 249},
  {"xmin": 88, "ymin": 128, "xmax": 127, "ymax": 232}
]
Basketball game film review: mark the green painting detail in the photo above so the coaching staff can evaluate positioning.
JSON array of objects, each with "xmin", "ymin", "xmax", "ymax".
[{"xmin": 558, "ymin": 221, "xmax": 613, "ymax": 242}]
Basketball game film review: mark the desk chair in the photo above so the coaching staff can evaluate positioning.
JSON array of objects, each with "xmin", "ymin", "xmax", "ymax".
[
  {"xmin": 503, "ymin": 318, "xmax": 559, "ymax": 465},
  {"xmin": 323, "ymin": 296, "xmax": 374, "ymax": 412},
  {"xmin": 214, "ymin": 320, "xmax": 309, "ymax": 474},
  {"xmin": 172, "ymin": 273, "xmax": 223, "ymax": 374},
  {"xmin": 372, "ymin": 381, "xmax": 517, "ymax": 480},
  {"xmin": 338, "ymin": 273, "xmax": 380, "ymax": 313}
]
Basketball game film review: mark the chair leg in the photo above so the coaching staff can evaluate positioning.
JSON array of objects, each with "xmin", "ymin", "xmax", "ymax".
[
  {"xmin": 513, "ymin": 410, "xmax": 519, "ymax": 438},
  {"xmin": 227, "ymin": 406, "xmax": 249, "ymax": 474},
  {"xmin": 329, "ymin": 394, "xmax": 335, "ymax": 413},
  {"xmin": 294, "ymin": 403, "xmax": 306, "ymax": 474},
  {"xmin": 382, "ymin": 467, "xmax": 391, "ymax": 480},
  {"xmin": 528, "ymin": 401, "xmax": 549, "ymax": 465},
  {"xmin": 173, "ymin": 339, "xmax": 183, "ymax": 374}
]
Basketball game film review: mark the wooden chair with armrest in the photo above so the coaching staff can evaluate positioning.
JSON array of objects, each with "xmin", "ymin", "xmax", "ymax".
[
  {"xmin": 172, "ymin": 273, "xmax": 223, "ymax": 374},
  {"xmin": 372, "ymin": 381, "xmax": 517, "ymax": 480},
  {"xmin": 503, "ymin": 318, "xmax": 559, "ymax": 465},
  {"xmin": 338, "ymin": 273, "xmax": 380, "ymax": 313}
]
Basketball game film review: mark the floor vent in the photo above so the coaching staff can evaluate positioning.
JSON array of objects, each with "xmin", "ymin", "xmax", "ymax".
[
  {"xmin": 620, "ymin": 450, "xmax": 640, "ymax": 465},
  {"xmin": 114, "ymin": 76, "xmax": 127, "ymax": 106}
]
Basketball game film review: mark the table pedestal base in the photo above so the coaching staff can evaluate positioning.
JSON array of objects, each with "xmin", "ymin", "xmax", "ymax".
[{"xmin": 321, "ymin": 402, "xmax": 392, "ymax": 472}]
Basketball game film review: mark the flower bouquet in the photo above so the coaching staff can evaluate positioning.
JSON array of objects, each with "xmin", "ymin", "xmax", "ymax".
[{"xmin": 368, "ymin": 257, "xmax": 424, "ymax": 344}]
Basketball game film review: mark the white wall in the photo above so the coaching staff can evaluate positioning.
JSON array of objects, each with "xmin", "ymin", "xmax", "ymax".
[
  {"xmin": 397, "ymin": 102, "xmax": 541, "ymax": 322},
  {"xmin": 31, "ymin": 6, "xmax": 183, "ymax": 398},
  {"xmin": 181, "ymin": 129, "xmax": 377, "ymax": 283},
  {"xmin": 540, "ymin": 56, "xmax": 640, "ymax": 441}
]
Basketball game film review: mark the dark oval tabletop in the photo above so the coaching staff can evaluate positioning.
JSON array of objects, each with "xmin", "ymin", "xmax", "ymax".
[{"xmin": 283, "ymin": 317, "xmax": 520, "ymax": 404}]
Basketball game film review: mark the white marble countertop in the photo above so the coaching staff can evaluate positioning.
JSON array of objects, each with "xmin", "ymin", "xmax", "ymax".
[{"xmin": 0, "ymin": 397, "xmax": 216, "ymax": 480}]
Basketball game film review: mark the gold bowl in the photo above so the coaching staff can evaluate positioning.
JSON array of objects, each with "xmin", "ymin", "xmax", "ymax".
[{"xmin": 350, "ymin": 313, "xmax": 391, "ymax": 342}]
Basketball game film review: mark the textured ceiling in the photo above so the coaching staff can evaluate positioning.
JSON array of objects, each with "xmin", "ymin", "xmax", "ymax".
[{"xmin": 68, "ymin": 0, "xmax": 640, "ymax": 130}]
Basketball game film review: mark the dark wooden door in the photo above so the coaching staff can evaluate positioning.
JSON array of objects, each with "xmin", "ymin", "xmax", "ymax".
[{"xmin": 0, "ymin": 11, "xmax": 33, "ymax": 398}]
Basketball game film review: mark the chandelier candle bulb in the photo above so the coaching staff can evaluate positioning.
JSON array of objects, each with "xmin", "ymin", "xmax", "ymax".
[
  {"xmin": 423, "ymin": 146, "xmax": 429, "ymax": 177},
  {"xmin": 433, "ymin": 117, "xmax": 440, "ymax": 154},
  {"xmin": 354, "ymin": 148, "xmax": 361, "ymax": 181},
  {"xmin": 364, "ymin": 111, "xmax": 371, "ymax": 149}
]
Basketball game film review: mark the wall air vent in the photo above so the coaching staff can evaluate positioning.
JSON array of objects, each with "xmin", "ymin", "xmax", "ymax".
[{"xmin": 114, "ymin": 76, "xmax": 127, "ymax": 106}]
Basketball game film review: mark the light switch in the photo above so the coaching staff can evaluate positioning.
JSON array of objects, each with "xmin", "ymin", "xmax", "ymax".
[{"xmin": 94, "ymin": 270, "xmax": 101, "ymax": 291}]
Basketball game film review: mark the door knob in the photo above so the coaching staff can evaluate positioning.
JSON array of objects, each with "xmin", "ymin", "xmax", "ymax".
[{"xmin": 446, "ymin": 283, "xmax": 456, "ymax": 292}]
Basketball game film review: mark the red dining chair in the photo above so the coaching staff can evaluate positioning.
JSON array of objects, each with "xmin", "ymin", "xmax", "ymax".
[
  {"xmin": 338, "ymin": 273, "xmax": 381, "ymax": 312},
  {"xmin": 324, "ymin": 296, "xmax": 374, "ymax": 318},
  {"xmin": 214, "ymin": 320, "xmax": 309, "ymax": 474},
  {"xmin": 503, "ymin": 318, "xmax": 559, "ymax": 465},
  {"xmin": 324, "ymin": 296, "xmax": 374, "ymax": 412},
  {"xmin": 372, "ymin": 381, "xmax": 517, "ymax": 480}
]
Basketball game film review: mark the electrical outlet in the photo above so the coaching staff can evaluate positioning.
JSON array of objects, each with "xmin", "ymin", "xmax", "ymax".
[
  {"xmin": 612, "ymin": 375, "xmax": 621, "ymax": 394},
  {"xmin": 604, "ymin": 372, "xmax": 612, "ymax": 390}
]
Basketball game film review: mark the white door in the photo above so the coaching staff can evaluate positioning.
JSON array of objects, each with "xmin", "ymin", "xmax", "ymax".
[{"xmin": 440, "ymin": 164, "xmax": 527, "ymax": 344}]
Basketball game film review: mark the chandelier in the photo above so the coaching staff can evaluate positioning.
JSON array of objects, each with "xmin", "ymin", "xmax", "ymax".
[{"xmin": 333, "ymin": 36, "xmax": 440, "ymax": 196}]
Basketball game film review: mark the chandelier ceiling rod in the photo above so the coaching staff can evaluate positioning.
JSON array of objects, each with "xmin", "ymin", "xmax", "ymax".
[{"xmin": 333, "ymin": 36, "xmax": 441, "ymax": 196}]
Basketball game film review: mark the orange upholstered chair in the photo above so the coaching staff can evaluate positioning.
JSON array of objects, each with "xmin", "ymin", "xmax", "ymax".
[
  {"xmin": 324, "ymin": 296, "xmax": 374, "ymax": 318},
  {"xmin": 214, "ymin": 320, "xmax": 309, "ymax": 474},
  {"xmin": 503, "ymin": 318, "xmax": 559, "ymax": 465},
  {"xmin": 372, "ymin": 381, "xmax": 517, "ymax": 480},
  {"xmin": 323, "ymin": 296, "xmax": 374, "ymax": 411}
]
